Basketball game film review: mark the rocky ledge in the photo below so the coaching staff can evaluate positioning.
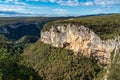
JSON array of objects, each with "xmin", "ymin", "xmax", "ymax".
[{"xmin": 41, "ymin": 24, "xmax": 120, "ymax": 64}]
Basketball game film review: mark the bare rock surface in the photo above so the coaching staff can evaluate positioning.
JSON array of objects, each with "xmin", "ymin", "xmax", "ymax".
[{"xmin": 41, "ymin": 24, "xmax": 119, "ymax": 64}]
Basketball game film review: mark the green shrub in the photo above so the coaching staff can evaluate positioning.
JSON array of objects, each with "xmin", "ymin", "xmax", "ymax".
[
  {"xmin": 0, "ymin": 48, "xmax": 41, "ymax": 80},
  {"xmin": 22, "ymin": 42, "xmax": 101, "ymax": 80}
]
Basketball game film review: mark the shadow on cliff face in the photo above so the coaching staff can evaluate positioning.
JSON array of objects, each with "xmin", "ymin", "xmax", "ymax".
[
  {"xmin": 4, "ymin": 23, "xmax": 40, "ymax": 40},
  {"xmin": 0, "ymin": 22, "xmax": 45, "ymax": 43}
]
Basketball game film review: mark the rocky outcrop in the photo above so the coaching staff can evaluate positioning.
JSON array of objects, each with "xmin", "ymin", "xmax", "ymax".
[
  {"xmin": 113, "ymin": 36, "xmax": 120, "ymax": 61},
  {"xmin": 41, "ymin": 24, "xmax": 119, "ymax": 64}
]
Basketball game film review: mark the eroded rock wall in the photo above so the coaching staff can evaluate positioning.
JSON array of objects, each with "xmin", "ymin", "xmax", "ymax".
[{"xmin": 41, "ymin": 24, "xmax": 118, "ymax": 64}]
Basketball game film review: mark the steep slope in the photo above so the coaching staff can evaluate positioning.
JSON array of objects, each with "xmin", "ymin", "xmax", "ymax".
[
  {"xmin": 22, "ymin": 41, "xmax": 101, "ymax": 80},
  {"xmin": 22, "ymin": 14, "xmax": 120, "ymax": 80}
]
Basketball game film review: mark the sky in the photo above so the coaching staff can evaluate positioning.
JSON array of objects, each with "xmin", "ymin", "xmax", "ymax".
[{"xmin": 0, "ymin": 0, "xmax": 120, "ymax": 17}]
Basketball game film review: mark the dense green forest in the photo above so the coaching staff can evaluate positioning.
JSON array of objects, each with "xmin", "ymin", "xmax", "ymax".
[
  {"xmin": 22, "ymin": 41, "xmax": 103, "ymax": 80},
  {"xmin": 0, "ymin": 36, "xmax": 103, "ymax": 80},
  {"xmin": 0, "ymin": 35, "xmax": 41, "ymax": 80},
  {"xmin": 0, "ymin": 14, "xmax": 120, "ymax": 80}
]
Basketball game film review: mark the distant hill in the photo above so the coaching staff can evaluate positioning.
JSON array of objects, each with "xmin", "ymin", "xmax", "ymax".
[{"xmin": 77, "ymin": 13, "xmax": 120, "ymax": 18}]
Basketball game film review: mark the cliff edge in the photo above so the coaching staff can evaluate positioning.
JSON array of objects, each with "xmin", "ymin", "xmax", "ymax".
[{"xmin": 41, "ymin": 23, "xmax": 119, "ymax": 64}]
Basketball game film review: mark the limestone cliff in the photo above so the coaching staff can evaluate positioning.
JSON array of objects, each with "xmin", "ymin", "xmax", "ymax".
[{"xmin": 40, "ymin": 24, "xmax": 119, "ymax": 64}]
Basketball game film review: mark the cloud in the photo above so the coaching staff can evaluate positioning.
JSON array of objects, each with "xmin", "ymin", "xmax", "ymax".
[
  {"xmin": 4, "ymin": 0, "xmax": 28, "ymax": 5},
  {"xmin": 0, "ymin": 3, "xmax": 50, "ymax": 14},
  {"xmin": 0, "ymin": 10, "xmax": 28, "ymax": 15},
  {"xmin": 1, "ymin": 0, "xmax": 120, "ymax": 6},
  {"xmin": 0, "ymin": 4, "xmax": 25, "ymax": 12},
  {"xmin": 94, "ymin": 0, "xmax": 120, "ymax": 6},
  {"xmin": 0, "ymin": 0, "xmax": 119, "ymax": 16},
  {"xmin": 57, "ymin": 0, "xmax": 79, "ymax": 6},
  {"xmin": 80, "ymin": 1, "xmax": 94, "ymax": 6},
  {"xmin": 0, "ymin": 10, "xmax": 32, "ymax": 17},
  {"xmin": 40, "ymin": 0, "xmax": 120, "ymax": 6},
  {"xmin": 92, "ymin": 9, "xmax": 102, "ymax": 13},
  {"xmin": 49, "ymin": 0, "xmax": 56, "ymax": 3},
  {"xmin": 53, "ymin": 8, "xmax": 68, "ymax": 15},
  {"xmin": 27, "ymin": 0, "xmax": 91, "ymax": 6}
]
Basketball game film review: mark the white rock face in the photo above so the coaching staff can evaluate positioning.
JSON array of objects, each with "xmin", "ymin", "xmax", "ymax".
[{"xmin": 41, "ymin": 24, "xmax": 118, "ymax": 64}]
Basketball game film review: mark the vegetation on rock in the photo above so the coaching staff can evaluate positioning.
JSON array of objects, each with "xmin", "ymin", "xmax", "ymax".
[
  {"xmin": 43, "ymin": 14, "xmax": 120, "ymax": 40},
  {"xmin": 108, "ymin": 52, "xmax": 120, "ymax": 80}
]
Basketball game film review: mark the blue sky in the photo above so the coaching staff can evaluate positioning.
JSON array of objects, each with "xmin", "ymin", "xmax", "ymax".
[{"xmin": 0, "ymin": 0, "xmax": 120, "ymax": 17}]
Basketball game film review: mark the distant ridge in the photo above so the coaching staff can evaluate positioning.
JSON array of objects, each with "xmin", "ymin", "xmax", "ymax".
[
  {"xmin": 77, "ymin": 13, "xmax": 120, "ymax": 18},
  {"xmin": 0, "ymin": 10, "xmax": 120, "ymax": 17}
]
